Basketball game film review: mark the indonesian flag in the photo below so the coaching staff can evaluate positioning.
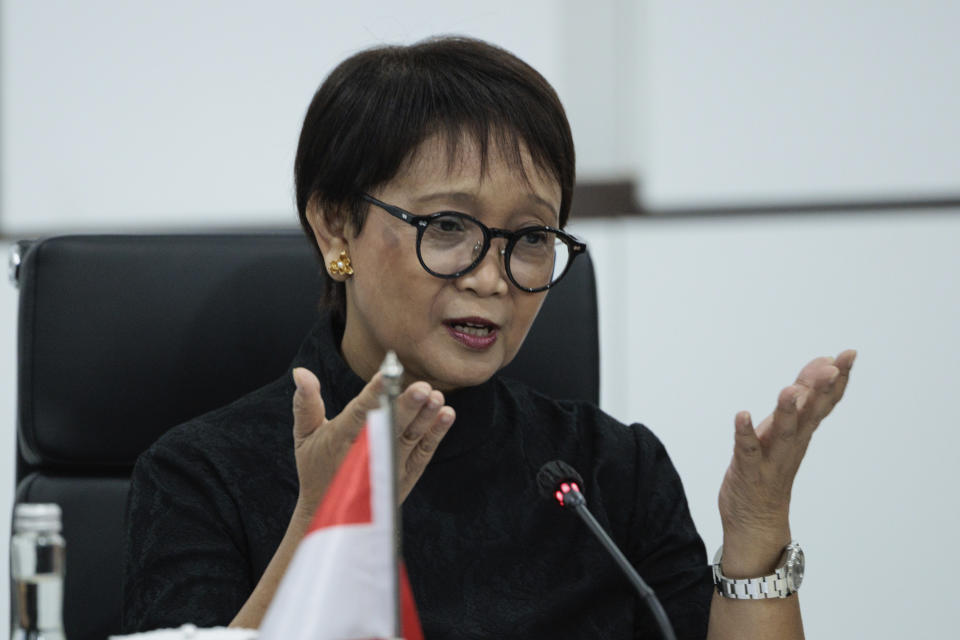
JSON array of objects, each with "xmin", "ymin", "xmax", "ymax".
[{"xmin": 259, "ymin": 406, "xmax": 424, "ymax": 640}]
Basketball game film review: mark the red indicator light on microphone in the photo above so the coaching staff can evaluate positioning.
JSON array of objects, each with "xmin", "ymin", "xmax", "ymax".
[
  {"xmin": 571, "ymin": 482, "xmax": 580, "ymax": 493},
  {"xmin": 554, "ymin": 490, "xmax": 564, "ymax": 505},
  {"xmin": 561, "ymin": 483, "xmax": 570, "ymax": 493}
]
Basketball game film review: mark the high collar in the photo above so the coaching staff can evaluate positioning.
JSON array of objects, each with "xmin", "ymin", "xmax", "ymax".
[{"xmin": 290, "ymin": 310, "xmax": 498, "ymax": 461}]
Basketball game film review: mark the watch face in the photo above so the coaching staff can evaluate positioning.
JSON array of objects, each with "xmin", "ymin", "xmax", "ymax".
[{"xmin": 787, "ymin": 546, "xmax": 805, "ymax": 591}]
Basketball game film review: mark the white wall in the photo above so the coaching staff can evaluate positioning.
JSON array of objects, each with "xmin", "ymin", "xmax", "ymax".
[
  {"xmin": 0, "ymin": 0, "xmax": 567, "ymax": 232},
  {"xmin": 559, "ymin": 0, "xmax": 642, "ymax": 181},
  {"xmin": 0, "ymin": 0, "xmax": 644, "ymax": 233},
  {"xmin": 641, "ymin": 1, "xmax": 960, "ymax": 207},
  {"xmin": 2, "ymin": 1, "xmax": 959, "ymax": 638},
  {"xmin": 6, "ymin": 2, "xmax": 960, "ymax": 233}
]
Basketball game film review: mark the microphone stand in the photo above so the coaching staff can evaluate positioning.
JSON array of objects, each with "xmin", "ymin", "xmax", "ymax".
[{"xmin": 563, "ymin": 490, "xmax": 677, "ymax": 640}]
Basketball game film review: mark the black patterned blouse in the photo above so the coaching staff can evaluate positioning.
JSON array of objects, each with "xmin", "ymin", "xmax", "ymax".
[{"xmin": 122, "ymin": 312, "xmax": 712, "ymax": 638}]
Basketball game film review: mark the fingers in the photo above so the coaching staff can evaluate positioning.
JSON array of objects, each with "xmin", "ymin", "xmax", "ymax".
[
  {"xmin": 336, "ymin": 371, "xmax": 385, "ymax": 440},
  {"xmin": 289, "ymin": 371, "xmax": 393, "ymax": 512},
  {"xmin": 292, "ymin": 367, "xmax": 327, "ymax": 445},
  {"xmin": 393, "ymin": 382, "xmax": 437, "ymax": 438},
  {"xmin": 404, "ymin": 407, "xmax": 455, "ymax": 476},
  {"xmin": 722, "ymin": 409, "xmax": 793, "ymax": 541},
  {"xmin": 811, "ymin": 348, "xmax": 856, "ymax": 425},
  {"xmin": 794, "ymin": 355, "xmax": 836, "ymax": 386},
  {"xmin": 769, "ymin": 385, "xmax": 802, "ymax": 441},
  {"xmin": 721, "ymin": 350, "xmax": 857, "ymax": 541},
  {"xmin": 392, "ymin": 382, "xmax": 455, "ymax": 501},
  {"xmin": 797, "ymin": 363, "xmax": 838, "ymax": 427},
  {"xmin": 831, "ymin": 348, "xmax": 857, "ymax": 401},
  {"xmin": 397, "ymin": 389, "xmax": 444, "ymax": 449},
  {"xmin": 398, "ymin": 408, "xmax": 455, "ymax": 502},
  {"xmin": 733, "ymin": 411, "xmax": 761, "ymax": 463},
  {"xmin": 394, "ymin": 384, "xmax": 455, "ymax": 461},
  {"xmin": 793, "ymin": 348, "xmax": 858, "ymax": 431}
]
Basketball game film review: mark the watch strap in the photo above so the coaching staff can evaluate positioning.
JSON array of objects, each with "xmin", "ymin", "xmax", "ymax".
[
  {"xmin": 711, "ymin": 542, "xmax": 801, "ymax": 600},
  {"xmin": 712, "ymin": 565, "xmax": 793, "ymax": 599}
]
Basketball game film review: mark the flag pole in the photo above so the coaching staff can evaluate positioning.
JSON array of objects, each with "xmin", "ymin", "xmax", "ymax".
[{"xmin": 380, "ymin": 350, "xmax": 404, "ymax": 639}]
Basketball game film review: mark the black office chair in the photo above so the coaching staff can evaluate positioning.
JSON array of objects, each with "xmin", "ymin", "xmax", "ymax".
[{"xmin": 12, "ymin": 233, "xmax": 599, "ymax": 640}]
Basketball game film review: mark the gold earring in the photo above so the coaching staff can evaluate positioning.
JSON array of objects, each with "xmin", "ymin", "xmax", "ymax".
[{"xmin": 328, "ymin": 250, "xmax": 354, "ymax": 277}]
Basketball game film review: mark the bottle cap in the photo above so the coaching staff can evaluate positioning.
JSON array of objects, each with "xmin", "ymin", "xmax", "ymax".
[{"xmin": 14, "ymin": 503, "xmax": 62, "ymax": 533}]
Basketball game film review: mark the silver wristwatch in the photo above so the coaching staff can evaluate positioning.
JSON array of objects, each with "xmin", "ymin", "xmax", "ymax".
[{"xmin": 712, "ymin": 541, "xmax": 804, "ymax": 599}]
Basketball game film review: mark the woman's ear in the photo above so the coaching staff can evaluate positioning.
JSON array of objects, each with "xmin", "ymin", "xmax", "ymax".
[{"xmin": 305, "ymin": 198, "xmax": 352, "ymax": 278}]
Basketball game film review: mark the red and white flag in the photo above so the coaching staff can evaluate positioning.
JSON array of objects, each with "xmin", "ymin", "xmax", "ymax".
[{"xmin": 259, "ymin": 406, "xmax": 423, "ymax": 640}]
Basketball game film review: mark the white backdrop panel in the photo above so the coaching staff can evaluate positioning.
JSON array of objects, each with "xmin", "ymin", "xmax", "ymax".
[
  {"xmin": 641, "ymin": 1, "xmax": 960, "ymax": 207},
  {"xmin": 0, "ymin": 0, "xmax": 562, "ymax": 233}
]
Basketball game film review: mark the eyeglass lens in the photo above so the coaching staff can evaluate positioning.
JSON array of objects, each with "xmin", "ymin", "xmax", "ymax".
[{"xmin": 420, "ymin": 214, "xmax": 571, "ymax": 289}]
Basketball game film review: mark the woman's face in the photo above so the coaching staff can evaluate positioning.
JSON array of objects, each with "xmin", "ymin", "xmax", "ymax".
[{"xmin": 334, "ymin": 136, "xmax": 561, "ymax": 391}]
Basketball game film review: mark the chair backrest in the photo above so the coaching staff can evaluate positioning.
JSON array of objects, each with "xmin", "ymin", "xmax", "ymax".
[{"xmin": 13, "ymin": 233, "xmax": 599, "ymax": 640}]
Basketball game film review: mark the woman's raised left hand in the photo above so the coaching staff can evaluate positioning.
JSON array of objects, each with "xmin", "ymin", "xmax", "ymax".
[{"xmin": 716, "ymin": 349, "xmax": 857, "ymax": 574}]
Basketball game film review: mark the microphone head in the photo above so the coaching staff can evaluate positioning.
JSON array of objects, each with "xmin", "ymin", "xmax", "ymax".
[{"xmin": 537, "ymin": 460, "xmax": 585, "ymax": 504}]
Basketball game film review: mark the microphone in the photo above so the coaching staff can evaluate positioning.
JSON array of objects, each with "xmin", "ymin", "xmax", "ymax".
[{"xmin": 537, "ymin": 461, "xmax": 677, "ymax": 640}]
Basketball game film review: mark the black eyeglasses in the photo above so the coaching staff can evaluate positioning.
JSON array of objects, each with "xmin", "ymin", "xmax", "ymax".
[{"xmin": 361, "ymin": 194, "xmax": 586, "ymax": 292}]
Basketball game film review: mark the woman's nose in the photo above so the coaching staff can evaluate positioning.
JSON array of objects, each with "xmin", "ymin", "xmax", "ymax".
[{"xmin": 458, "ymin": 241, "xmax": 509, "ymax": 296}]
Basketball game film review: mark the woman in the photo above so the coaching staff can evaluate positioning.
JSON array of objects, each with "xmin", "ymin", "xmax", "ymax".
[{"xmin": 123, "ymin": 36, "xmax": 855, "ymax": 638}]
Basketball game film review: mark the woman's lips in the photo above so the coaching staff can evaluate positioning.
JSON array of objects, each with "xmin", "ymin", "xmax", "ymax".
[{"xmin": 444, "ymin": 318, "xmax": 499, "ymax": 350}]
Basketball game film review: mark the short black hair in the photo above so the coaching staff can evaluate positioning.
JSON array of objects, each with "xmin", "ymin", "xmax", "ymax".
[{"xmin": 294, "ymin": 35, "xmax": 576, "ymax": 314}]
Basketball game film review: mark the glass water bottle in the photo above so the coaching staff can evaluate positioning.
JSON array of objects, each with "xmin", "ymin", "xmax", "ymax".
[{"xmin": 11, "ymin": 503, "xmax": 66, "ymax": 640}]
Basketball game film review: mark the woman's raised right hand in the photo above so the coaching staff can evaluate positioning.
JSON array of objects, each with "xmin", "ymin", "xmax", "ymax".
[{"xmin": 289, "ymin": 367, "xmax": 455, "ymax": 524}]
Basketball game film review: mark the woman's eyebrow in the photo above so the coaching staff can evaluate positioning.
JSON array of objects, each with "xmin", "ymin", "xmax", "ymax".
[
  {"xmin": 412, "ymin": 191, "xmax": 477, "ymax": 208},
  {"xmin": 526, "ymin": 193, "xmax": 560, "ymax": 219},
  {"xmin": 413, "ymin": 191, "xmax": 559, "ymax": 219}
]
